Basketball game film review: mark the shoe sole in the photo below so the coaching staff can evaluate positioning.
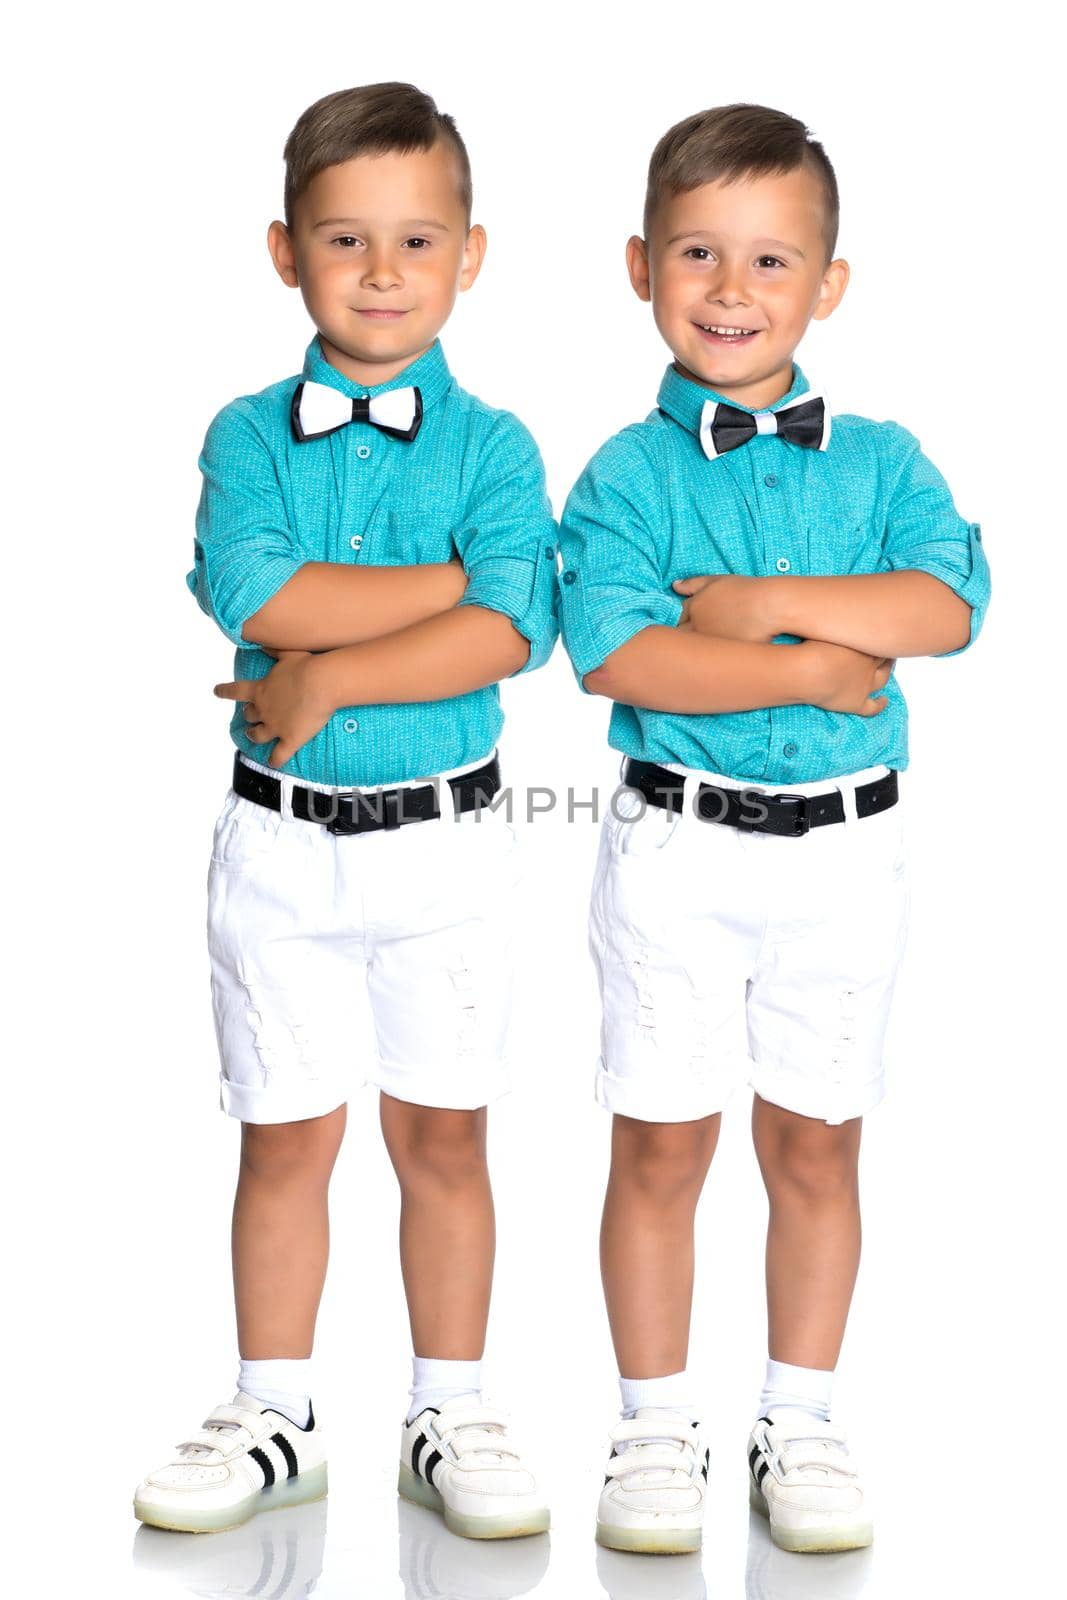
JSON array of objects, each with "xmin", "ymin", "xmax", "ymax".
[
  {"xmin": 133, "ymin": 1463, "xmax": 328, "ymax": 1534},
  {"xmin": 595, "ymin": 1520, "xmax": 702, "ymax": 1555},
  {"xmin": 397, "ymin": 1461, "xmax": 550, "ymax": 1539},
  {"xmin": 748, "ymin": 1479, "xmax": 873, "ymax": 1553}
]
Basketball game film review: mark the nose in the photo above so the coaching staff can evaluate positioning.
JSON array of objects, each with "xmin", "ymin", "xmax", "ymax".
[
  {"xmin": 360, "ymin": 248, "xmax": 402, "ymax": 291},
  {"xmin": 705, "ymin": 260, "xmax": 750, "ymax": 307}
]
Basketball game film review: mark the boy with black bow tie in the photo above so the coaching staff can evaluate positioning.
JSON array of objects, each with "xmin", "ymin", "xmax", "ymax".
[
  {"xmin": 557, "ymin": 101, "xmax": 990, "ymax": 1555},
  {"xmin": 133, "ymin": 83, "xmax": 555, "ymax": 1540}
]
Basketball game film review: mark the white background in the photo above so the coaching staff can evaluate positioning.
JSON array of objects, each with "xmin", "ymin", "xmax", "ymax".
[{"xmin": 6, "ymin": 3, "xmax": 1062, "ymax": 1596}]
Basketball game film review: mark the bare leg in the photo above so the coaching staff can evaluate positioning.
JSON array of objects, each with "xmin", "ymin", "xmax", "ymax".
[
  {"xmin": 751, "ymin": 1094, "xmax": 863, "ymax": 1368},
  {"xmin": 232, "ymin": 1104, "xmax": 347, "ymax": 1357},
  {"xmin": 600, "ymin": 1113, "xmax": 722, "ymax": 1377},
  {"xmin": 379, "ymin": 1093, "xmax": 494, "ymax": 1357}
]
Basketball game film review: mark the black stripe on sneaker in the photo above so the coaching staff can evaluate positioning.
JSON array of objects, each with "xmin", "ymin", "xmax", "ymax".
[
  {"xmin": 422, "ymin": 1448, "xmax": 443, "ymax": 1487},
  {"xmin": 271, "ymin": 1432, "xmax": 299, "ymax": 1480},
  {"xmin": 701, "ymin": 1448, "xmax": 709, "ymax": 1481},
  {"xmin": 249, "ymin": 1446, "xmax": 275, "ymax": 1489},
  {"xmin": 755, "ymin": 1458, "xmax": 770, "ymax": 1489},
  {"xmin": 412, "ymin": 1435, "xmax": 430, "ymax": 1478},
  {"xmin": 748, "ymin": 1444, "xmax": 761, "ymax": 1474}
]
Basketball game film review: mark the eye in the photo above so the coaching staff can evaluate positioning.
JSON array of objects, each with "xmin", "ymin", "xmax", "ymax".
[
  {"xmin": 684, "ymin": 246, "xmax": 712, "ymax": 261},
  {"xmin": 404, "ymin": 236, "xmax": 431, "ymax": 249},
  {"xmin": 757, "ymin": 256, "xmax": 785, "ymax": 269},
  {"xmin": 332, "ymin": 235, "xmax": 360, "ymax": 248}
]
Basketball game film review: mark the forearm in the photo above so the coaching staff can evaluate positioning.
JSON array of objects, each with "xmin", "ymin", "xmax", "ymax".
[
  {"xmin": 241, "ymin": 560, "xmax": 467, "ymax": 651},
  {"xmin": 583, "ymin": 627, "xmax": 816, "ymax": 713},
  {"xmin": 769, "ymin": 571, "xmax": 971, "ymax": 656},
  {"xmin": 308, "ymin": 604, "xmax": 531, "ymax": 708}
]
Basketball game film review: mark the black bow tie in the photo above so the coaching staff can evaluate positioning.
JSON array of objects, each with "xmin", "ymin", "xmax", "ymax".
[
  {"xmin": 699, "ymin": 392, "xmax": 830, "ymax": 460},
  {"xmin": 290, "ymin": 379, "xmax": 424, "ymax": 444}
]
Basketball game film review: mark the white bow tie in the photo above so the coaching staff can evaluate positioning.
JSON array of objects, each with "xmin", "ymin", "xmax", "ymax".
[{"xmin": 290, "ymin": 379, "xmax": 424, "ymax": 443}]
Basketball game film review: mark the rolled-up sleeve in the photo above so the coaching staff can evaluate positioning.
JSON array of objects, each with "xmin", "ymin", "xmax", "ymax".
[
  {"xmin": 557, "ymin": 431, "xmax": 682, "ymax": 693},
  {"xmin": 880, "ymin": 423, "xmax": 991, "ymax": 657},
  {"xmin": 188, "ymin": 401, "xmax": 307, "ymax": 648},
  {"xmin": 453, "ymin": 412, "xmax": 559, "ymax": 677}
]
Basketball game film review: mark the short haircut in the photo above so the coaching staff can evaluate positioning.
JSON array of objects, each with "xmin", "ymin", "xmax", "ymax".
[
  {"xmin": 644, "ymin": 103, "xmax": 839, "ymax": 265},
  {"xmin": 282, "ymin": 82, "xmax": 473, "ymax": 232}
]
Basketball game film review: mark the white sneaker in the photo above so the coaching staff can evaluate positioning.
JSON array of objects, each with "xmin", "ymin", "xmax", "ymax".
[
  {"xmin": 133, "ymin": 1391, "xmax": 327, "ymax": 1533},
  {"xmin": 595, "ymin": 1407, "xmax": 708, "ymax": 1555},
  {"xmin": 398, "ymin": 1396, "xmax": 550, "ymax": 1540},
  {"xmin": 747, "ymin": 1408, "xmax": 872, "ymax": 1553}
]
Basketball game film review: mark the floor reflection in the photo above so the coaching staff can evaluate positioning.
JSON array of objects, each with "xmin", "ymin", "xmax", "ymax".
[
  {"xmin": 131, "ymin": 1496, "xmax": 327, "ymax": 1597},
  {"xmin": 744, "ymin": 1509, "xmax": 873, "ymax": 1599},
  {"xmin": 397, "ymin": 1497, "xmax": 550, "ymax": 1598}
]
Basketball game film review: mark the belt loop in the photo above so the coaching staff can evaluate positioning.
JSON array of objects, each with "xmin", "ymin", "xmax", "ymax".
[
  {"xmin": 839, "ymin": 776, "xmax": 859, "ymax": 827},
  {"xmin": 278, "ymin": 770, "xmax": 295, "ymax": 823}
]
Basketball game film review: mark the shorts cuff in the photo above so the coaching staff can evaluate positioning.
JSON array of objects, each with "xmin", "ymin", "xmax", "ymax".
[
  {"xmin": 219, "ymin": 1074, "xmax": 348, "ymax": 1125},
  {"xmin": 594, "ymin": 1058, "xmax": 735, "ymax": 1123},
  {"xmin": 368, "ymin": 1057, "xmax": 512, "ymax": 1111},
  {"xmin": 747, "ymin": 1063, "xmax": 887, "ymax": 1125}
]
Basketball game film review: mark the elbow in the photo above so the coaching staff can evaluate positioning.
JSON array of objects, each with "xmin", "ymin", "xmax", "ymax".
[{"xmin": 583, "ymin": 659, "xmax": 617, "ymax": 697}]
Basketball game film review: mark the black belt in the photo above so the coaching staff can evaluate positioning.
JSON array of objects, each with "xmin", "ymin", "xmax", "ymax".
[
  {"xmin": 622, "ymin": 758, "xmax": 898, "ymax": 838},
  {"xmin": 232, "ymin": 751, "xmax": 502, "ymax": 836}
]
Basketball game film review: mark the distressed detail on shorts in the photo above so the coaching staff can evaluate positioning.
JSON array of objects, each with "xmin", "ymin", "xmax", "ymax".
[
  {"xmin": 830, "ymin": 986, "xmax": 859, "ymax": 1081},
  {"xmin": 448, "ymin": 960, "xmax": 477, "ymax": 1058},
  {"xmin": 632, "ymin": 948, "xmax": 656, "ymax": 1035},
  {"xmin": 242, "ymin": 984, "xmax": 323, "ymax": 1084}
]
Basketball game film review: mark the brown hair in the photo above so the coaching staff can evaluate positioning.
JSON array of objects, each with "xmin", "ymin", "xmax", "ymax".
[
  {"xmin": 282, "ymin": 83, "xmax": 473, "ymax": 231},
  {"xmin": 644, "ymin": 103, "xmax": 839, "ymax": 264}
]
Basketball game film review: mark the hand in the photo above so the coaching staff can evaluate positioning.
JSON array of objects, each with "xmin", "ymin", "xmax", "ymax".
[
  {"xmin": 213, "ymin": 649, "xmax": 337, "ymax": 767},
  {"xmin": 801, "ymin": 640, "xmax": 894, "ymax": 716},
  {"xmin": 673, "ymin": 574, "xmax": 777, "ymax": 642}
]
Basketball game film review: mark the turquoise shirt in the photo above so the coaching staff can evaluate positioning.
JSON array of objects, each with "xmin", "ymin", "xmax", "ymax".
[
  {"xmin": 557, "ymin": 361, "xmax": 990, "ymax": 784},
  {"xmin": 189, "ymin": 335, "xmax": 559, "ymax": 786}
]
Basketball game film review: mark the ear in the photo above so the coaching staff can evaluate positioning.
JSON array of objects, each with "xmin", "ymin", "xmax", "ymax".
[
  {"xmin": 811, "ymin": 256, "xmax": 850, "ymax": 322},
  {"xmin": 267, "ymin": 220, "xmax": 300, "ymax": 288},
  {"xmin": 458, "ymin": 223, "xmax": 487, "ymax": 292},
  {"xmin": 626, "ymin": 234, "xmax": 652, "ymax": 302}
]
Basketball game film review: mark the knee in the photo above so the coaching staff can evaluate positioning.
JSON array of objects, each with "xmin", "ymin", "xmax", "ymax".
[
  {"xmin": 613, "ymin": 1119, "xmax": 716, "ymax": 1204},
  {"xmin": 763, "ymin": 1128, "xmax": 859, "ymax": 1207},
  {"xmin": 239, "ymin": 1111, "xmax": 344, "ymax": 1187},
  {"xmin": 387, "ymin": 1107, "xmax": 488, "ymax": 1194}
]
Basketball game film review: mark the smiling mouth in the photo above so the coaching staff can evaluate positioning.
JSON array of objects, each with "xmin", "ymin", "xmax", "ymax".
[
  {"xmin": 696, "ymin": 322, "xmax": 761, "ymax": 339},
  {"xmin": 354, "ymin": 308, "xmax": 410, "ymax": 318}
]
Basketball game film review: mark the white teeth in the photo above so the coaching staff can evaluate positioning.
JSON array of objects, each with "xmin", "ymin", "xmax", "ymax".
[{"xmin": 701, "ymin": 324, "xmax": 754, "ymax": 336}]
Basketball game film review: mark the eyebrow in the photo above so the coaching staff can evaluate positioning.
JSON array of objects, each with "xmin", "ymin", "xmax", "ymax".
[
  {"xmin": 667, "ymin": 231, "xmax": 806, "ymax": 260},
  {"xmin": 311, "ymin": 216, "xmax": 451, "ymax": 231}
]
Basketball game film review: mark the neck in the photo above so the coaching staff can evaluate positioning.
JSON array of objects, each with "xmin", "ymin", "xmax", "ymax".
[
  {"xmin": 317, "ymin": 333, "xmax": 434, "ymax": 388},
  {"xmin": 673, "ymin": 358, "xmax": 796, "ymax": 411}
]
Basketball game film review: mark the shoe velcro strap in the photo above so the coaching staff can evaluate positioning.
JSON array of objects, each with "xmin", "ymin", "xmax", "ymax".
[
  {"xmin": 433, "ymin": 1407, "xmax": 510, "ymax": 1436},
  {"xmin": 605, "ymin": 1448, "xmax": 694, "ymax": 1478},
  {"xmin": 777, "ymin": 1443, "xmax": 858, "ymax": 1479},
  {"xmin": 201, "ymin": 1404, "xmax": 271, "ymax": 1437},
  {"xmin": 610, "ymin": 1417, "xmax": 695, "ymax": 1446}
]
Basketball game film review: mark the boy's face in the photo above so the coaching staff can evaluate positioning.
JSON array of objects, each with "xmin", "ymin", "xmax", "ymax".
[
  {"xmin": 268, "ymin": 142, "xmax": 485, "ymax": 386},
  {"xmin": 628, "ymin": 166, "xmax": 849, "ymax": 410}
]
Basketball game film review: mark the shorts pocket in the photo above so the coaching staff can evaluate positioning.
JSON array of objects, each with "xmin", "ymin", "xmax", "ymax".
[
  {"xmin": 210, "ymin": 790, "xmax": 283, "ymax": 870},
  {"xmin": 606, "ymin": 784, "xmax": 684, "ymax": 859}
]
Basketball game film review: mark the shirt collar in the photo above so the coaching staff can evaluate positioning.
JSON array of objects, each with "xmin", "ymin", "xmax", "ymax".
[
  {"xmin": 657, "ymin": 360, "xmax": 812, "ymax": 436},
  {"xmin": 300, "ymin": 333, "xmax": 453, "ymax": 410}
]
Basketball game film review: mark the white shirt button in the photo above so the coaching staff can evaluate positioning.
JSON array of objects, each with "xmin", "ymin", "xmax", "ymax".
[
  {"xmin": 342, "ymin": 717, "xmax": 359, "ymax": 733},
  {"xmin": 349, "ymin": 534, "xmax": 363, "ymax": 551},
  {"xmin": 776, "ymin": 557, "xmax": 791, "ymax": 572},
  {"xmin": 356, "ymin": 444, "xmax": 371, "ymax": 460}
]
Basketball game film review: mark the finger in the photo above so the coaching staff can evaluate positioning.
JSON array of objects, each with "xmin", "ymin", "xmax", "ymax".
[
  {"xmin": 241, "ymin": 703, "xmax": 260, "ymax": 723},
  {"xmin": 671, "ymin": 576, "xmax": 707, "ymax": 594},
  {"xmin": 268, "ymin": 743, "xmax": 291, "ymax": 769},
  {"xmin": 861, "ymin": 695, "xmax": 889, "ymax": 717},
  {"xmin": 214, "ymin": 681, "xmax": 252, "ymax": 700},
  {"xmin": 247, "ymin": 724, "xmax": 271, "ymax": 743}
]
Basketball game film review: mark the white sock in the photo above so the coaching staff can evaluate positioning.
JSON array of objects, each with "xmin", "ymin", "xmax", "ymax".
[
  {"xmin": 619, "ymin": 1370, "xmax": 700, "ymax": 1423},
  {"xmin": 237, "ymin": 1357, "xmax": 312, "ymax": 1428},
  {"xmin": 408, "ymin": 1356, "xmax": 482, "ymax": 1424},
  {"xmin": 758, "ymin": 1358, "xmax": 833, "ymax": 1422}
]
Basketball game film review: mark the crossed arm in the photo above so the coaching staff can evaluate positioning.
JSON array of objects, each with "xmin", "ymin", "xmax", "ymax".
[{"xmin": 580, "ymin": 571, "xmax": 972, "ymax": 716}]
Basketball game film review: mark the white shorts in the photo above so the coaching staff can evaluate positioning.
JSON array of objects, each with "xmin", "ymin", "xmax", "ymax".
[
  {"xmin": 589, "ymin": 760, "xmax": 911, "ymax": 1126},
  {"xmin": 206, "ymin": 751, "xmax": 520, "ymax": 1124}
]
